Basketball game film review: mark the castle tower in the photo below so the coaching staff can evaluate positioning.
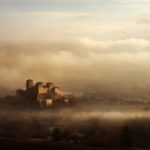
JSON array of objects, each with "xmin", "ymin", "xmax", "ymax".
[
  {"xmin": 46, "ymin": 82, "xmax": 54, "ymax": 90},
  {"xmin": 26, "ymin": 79, "xmax": 33, "ymax": 90},
  {"xmin": 35, "ymin": 82, "xmax": 44, "ymax": 88}
]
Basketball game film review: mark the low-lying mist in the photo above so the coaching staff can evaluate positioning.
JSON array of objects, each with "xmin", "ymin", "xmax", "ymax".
[{"xmin": 1, "ymin": 106, "xmax": 150, "ymax": 148}]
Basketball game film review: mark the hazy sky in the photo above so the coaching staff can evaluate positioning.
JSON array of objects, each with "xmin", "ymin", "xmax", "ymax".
[{"xmin": 1, "ymin": 0, "xmax": 150, "ymax": 95}]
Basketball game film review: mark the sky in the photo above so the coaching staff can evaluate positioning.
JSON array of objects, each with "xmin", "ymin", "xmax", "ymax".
[{"xmin": 1, "ymin": 0, "xmax": 150, "ymax": 96}]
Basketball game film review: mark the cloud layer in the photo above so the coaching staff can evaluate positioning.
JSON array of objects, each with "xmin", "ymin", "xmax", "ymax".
[
  {"xmin": 0, "ymin": 0, "xmax": 150, "ymax": 97},
  {"xmin": 1, "ymin": 38, "xmax": 150, "ymax": 96}
]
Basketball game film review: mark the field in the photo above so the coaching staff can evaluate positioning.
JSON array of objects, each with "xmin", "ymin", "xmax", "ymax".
[{"xmin": 0, "ymin": 138, "xmax": 148, "ymax": 150}]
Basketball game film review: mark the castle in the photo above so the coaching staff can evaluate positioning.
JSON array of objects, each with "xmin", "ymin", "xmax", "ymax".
[{"xmin": 16, "ymin": 79, "xmax": 72, "ymax": 108}]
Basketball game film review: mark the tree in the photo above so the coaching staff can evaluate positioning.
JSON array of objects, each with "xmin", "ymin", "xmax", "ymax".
[
  {"xmin": 52, "ymin": 127, "xmax": 62, "ymax": 141},
  {"xmin": 120, "ymin": 125, "xmax": 132, "ymax": 147}
]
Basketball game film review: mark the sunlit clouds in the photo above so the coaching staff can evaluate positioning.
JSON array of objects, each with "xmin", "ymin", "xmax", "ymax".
[{"xmin": 0, "ymin": 0, "xmax": 150, "ymax": 95}]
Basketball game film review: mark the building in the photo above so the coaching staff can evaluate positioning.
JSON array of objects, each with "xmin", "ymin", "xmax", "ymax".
[{"xmin": 16, "ymin": 79, "xmax": 72, "ymax": 109}]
